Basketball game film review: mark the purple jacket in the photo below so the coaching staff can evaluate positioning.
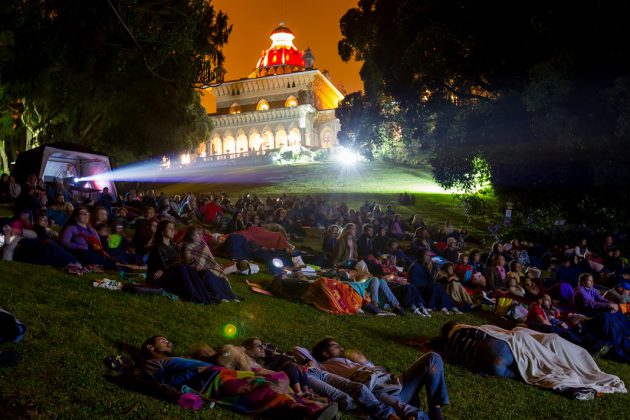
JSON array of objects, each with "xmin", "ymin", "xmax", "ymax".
[
  {"xmin": 60, "ymin": 224, "xmax": 100, "ymax": 251},
  {"xmin": 573, "ymin": 286, "xmax": 610, "ymax": 313}
]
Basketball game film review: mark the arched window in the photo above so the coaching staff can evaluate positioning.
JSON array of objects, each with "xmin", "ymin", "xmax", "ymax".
[
  {"xmin": 285, "ymin": 96, "xmax": 298, "ymax": 107},
  {"xmin": 229, "ymin": 103, "xmax": 241, "ymax": 114},
  {"xmin": 256, "ymin": 99, "xmax": 270, "ymax": 111}
]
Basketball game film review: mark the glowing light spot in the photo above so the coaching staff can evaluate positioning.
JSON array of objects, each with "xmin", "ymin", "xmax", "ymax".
[
  {"xmin": 223, "ymin": 324, "xmax": 238, "ymax": 338},
  {"xmin": 335, "ymin": 147, "xmax": 359, "ymax": 166},
  {"xmin": 272, "ymin": 258, "xmax": 284, "ymax": 268}
]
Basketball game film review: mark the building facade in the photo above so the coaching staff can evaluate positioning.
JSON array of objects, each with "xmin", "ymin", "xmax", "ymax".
[{"xmin": 201, "ymin": 22, "xmax": 345, "ymax": 159}]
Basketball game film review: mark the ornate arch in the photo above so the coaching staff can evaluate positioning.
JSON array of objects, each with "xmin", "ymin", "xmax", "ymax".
[
  {"xmin": 223, "ymin": 132, "xmax": 235, "ymax": 155},
  {"xmin": 319, "ymin": 126, "xmax": 335, "ymax": 148},
  {"xmin": 285, "ymin": 95, "xmax": 298, "ymax": 107},
  {"xmin": 288, "ymin": 127, "xmax": 301, "ymax": 147},
  {"xmin": 256, "ymin": 99, "xmax": 270, "ymax": 111},
  {"xmin": 275, "ymin": 126, "xmax": 288, "ymax": 149},
  {"xmin": 229, "ymin": 103, "xmax": 241, "ymax": 114}
]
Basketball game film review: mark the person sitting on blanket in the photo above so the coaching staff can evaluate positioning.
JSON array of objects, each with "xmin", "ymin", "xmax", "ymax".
[
  {"xmin": 408, "ymin": 250, "xmax": 459, "ymax": 315},
  {"xmin": 435, "ymin": 262, "xmax": 474, "ymax": 309},
  {"xmin": 135, "ymin": 335, "xmax": 338, "ymax": 418},
  {"xmin": 331, "ymin": 223, "xmax": 359, "ymax": 268},
  {"xmin": 439, "ymin": 321, "xmax": 626, "ymax": 399},
  {"xmin": 312, "ymin": 337, "xmax": 449, "ymax": 420}
]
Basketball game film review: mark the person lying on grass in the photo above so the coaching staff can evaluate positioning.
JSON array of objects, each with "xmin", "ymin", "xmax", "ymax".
[
  {"xmin": 252, "ymin": 338, "xmax": 412, "ymax": 420},
  {"xmin": 135, "ymin": 335, "xmax": 338, "ymax": 419},
  {"xmin": 437, "ymin": 321, "xmax": 626, "ymax": 399},
  {"xmin": 242, "ymin": 337, "xmax": 313, "ymax": 396},
  {"xmin": 312, "ymin": 337, "xmax": 448, "ymax": 420}
]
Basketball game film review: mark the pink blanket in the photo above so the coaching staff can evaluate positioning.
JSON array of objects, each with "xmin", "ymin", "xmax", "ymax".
[{"xmin": 235, "ymin": 227, "xmax": 291, "ymax": 250}]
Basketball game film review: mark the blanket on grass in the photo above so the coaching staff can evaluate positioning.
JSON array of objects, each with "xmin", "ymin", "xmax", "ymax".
[{"xmin": 467, "ymin": 325, "xmax": 626, "ymax": 394}]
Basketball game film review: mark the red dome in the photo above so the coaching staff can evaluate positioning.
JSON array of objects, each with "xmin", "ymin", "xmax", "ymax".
[
  {"xmin": 252, "ymin": 22, "xmax": 306, "ymax": 77},
  {"xmin": 256, "ymin": 46, "xmax": 305, "ymax": 69}
]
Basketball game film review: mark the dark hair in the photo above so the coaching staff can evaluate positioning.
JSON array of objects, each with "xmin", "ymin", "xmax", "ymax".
[
  {"xmin": 312, "ymin": 337, "xmax": 337, "ymax": 362},
  {"xmin": 241, "ymin": 337, "xmax": 261, "ymax": 351},
  {"xmin": 578, "ymin": 272, "xmax": 592, "ymax": 286},
  {"xmin": 417, "ymin": 248, "xmax": 431, "ymax": 264},
  {"xmin": 182, "ymin": 226, "xmax": 201, "ymax": 243},
  {"xmin": 441, "ymin": 321, "xmax": 460, "ymax": 339},
  {"xmin": 59, "ymin": 206, "xmax": 89, "ymax": 235},
  {"xmin": 509, "ymin": 260, "xmax": 520, "ymax": 271},
  {"xmin": 140, "ymin": 335, "xmax": 162, "ymax": 359},
  {"xmin": 155, "ymin": 220, "xmax": 174, "ymax": 244},
  {"xmin": 362, "ymin": 223, "xmax": 374, "ymax": 233}
]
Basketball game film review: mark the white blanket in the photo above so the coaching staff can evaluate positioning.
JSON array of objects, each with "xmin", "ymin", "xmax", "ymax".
[{"xmin": 455, "ymin": 324, "xmax": 626, "ymax": 394}]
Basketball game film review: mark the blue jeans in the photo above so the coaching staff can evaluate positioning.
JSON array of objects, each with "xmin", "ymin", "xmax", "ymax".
[
  {"xmin": 398, "ymin": 352, "xmax": 449, "ymax": 413},
  {"xmin": 369, "ymin": 278, "xmax": 401, "ymax": 308},
  {"xmin": 479, "ymin": 338, "xmax": 517, "ymax": 378},
  {"xmin": 307, "ymin": 368, "xmax": 396, "ymax": 419}
]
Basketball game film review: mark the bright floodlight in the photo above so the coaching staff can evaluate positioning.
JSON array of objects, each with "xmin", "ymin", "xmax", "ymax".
[{"xmin": 336, "ymin": 147, "xmax": 359, "ymax": 166}]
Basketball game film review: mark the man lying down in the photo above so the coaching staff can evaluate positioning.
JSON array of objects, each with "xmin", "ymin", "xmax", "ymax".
[{"xmin": 439, "ymin": 321, "xmax": 626, "ymax": 400}]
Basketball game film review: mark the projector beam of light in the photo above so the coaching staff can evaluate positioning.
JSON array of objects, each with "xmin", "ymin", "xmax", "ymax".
[{"xmin": 75, "ymin": 158, "xmax": 269, "ymax": 184}]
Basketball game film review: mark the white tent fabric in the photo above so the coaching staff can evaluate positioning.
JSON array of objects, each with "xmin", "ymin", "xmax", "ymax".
[{"xmin": 39, "ymin": 146, "xmax": 117, "ymax": 198}]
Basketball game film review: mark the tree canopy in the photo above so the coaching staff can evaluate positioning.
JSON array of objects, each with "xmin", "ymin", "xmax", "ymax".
[
  {"xmin": 338, "ymin": 0, "xmax": 630, "ymax": 227},
  {"xmin": 0, "ymin": 0, "xmax": 230, "ymax": 166}
]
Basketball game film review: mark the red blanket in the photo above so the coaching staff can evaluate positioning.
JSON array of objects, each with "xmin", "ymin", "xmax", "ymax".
[{"xmin": 235, "ymin": 227, "xmax": 291, "ymax": 250}]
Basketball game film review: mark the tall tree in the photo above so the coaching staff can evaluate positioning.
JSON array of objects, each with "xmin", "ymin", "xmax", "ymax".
[
  {"xmin": 0, "ymin": 0, "xmax": 230, "ymax": 166},
  {"xmin": 338, "ymin": 0, "xmax": 630, "ymax": 227}
]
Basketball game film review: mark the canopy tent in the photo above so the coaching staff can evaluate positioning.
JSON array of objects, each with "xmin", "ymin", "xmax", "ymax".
[{"xmin": 12, "ymin": 143, "xmax": 117, "ymax": 198}]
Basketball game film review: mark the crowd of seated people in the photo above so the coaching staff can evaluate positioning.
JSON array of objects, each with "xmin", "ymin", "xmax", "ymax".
[{"xmin": 2, "ymin": 174, "xmax": 629, "ymax": 329}]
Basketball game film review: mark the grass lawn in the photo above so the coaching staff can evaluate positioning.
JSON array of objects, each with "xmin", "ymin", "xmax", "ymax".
[{"xmin": 1, "ymin": 162, "xmax": 628, "ymax": 419}]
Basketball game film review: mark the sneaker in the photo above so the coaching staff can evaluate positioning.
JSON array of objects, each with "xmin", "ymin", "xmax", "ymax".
[
  {"xmin": 376, "ymin": 311, "xmax": 397, "ymax": 317},
  {"xmin": 450, "ymin": 307, "xmax": 462, "ymax": 314},
  {"xmin": 314, "ymin": 402, "xmax": 339, "ymax": 420},
  {"xmin": 421, "ymin": 307, "xmax": 432, "ymax": 317},
  {"xmin": 441, "ymin": 308, "xmax": 452, "ymax": 316},
  {"xmin": 393, "ymin": 306, "xmax": 406, "ymax": 316},
  {"xmin": 412, "ymin": 308, "xmax": 427, "ymax": 317},
  {"xmin": 571, "ymin": 388, "xmax": 596, "ymax": 401}
]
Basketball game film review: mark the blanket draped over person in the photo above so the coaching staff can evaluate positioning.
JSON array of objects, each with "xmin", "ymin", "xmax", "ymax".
[
  {"xmin": 234, "ymin": 226, "xmax": 291, "ymax": 250},
  {"xmin": 302, "ymin": 278, "xmax": 366, "ymax": 315},
  {"xmin": 453, "ymin": 324, "xmax": 626, "ymax": 394}
]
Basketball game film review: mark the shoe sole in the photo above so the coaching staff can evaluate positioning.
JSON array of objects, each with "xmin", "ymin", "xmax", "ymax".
[{"xmin": 315, "ymin": 402, "xmax": 339, "ymax": 420}]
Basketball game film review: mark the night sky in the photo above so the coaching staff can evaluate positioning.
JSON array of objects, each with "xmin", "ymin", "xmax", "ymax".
[{"xmin": 211, "ymin": 0, "xmax": 363, "ymax": 94}]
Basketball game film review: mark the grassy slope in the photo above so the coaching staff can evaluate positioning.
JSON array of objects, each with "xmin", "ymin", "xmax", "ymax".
[{"xmin": 1, "ymin": 162, "xmax": 629, "ymax": 419}]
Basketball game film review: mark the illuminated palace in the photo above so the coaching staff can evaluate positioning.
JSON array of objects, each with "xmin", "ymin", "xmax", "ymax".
[{"xmin": 200, "ymin": 22, "xmax": 345, "ymax": 158}]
